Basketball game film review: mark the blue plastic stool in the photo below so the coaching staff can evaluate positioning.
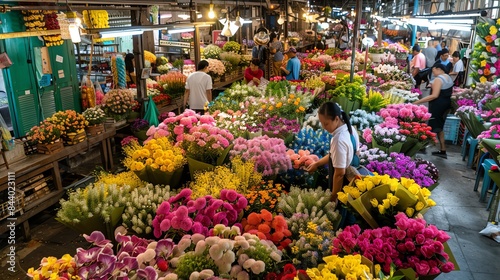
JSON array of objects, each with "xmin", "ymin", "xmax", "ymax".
[
  {"xmin": 487, "ymin": 184, "xmax": 498, "ymax": 211},
  {"xmin": 481, "ymin": 159, "xmax": 498, "ymax": 202},
  {"xmin": 461, "ymin": 130, "xmax": 471, "ymax": 158},
  {"xmin": 463, "ymin": 135, "xmax": 479, "ymax": 168},
  {"xmin": 474, "ymin": 152, "xmax": 491, "ymax": 191}
]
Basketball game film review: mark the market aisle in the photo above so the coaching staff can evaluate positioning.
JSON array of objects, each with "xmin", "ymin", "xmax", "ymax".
[
  {"xmin": 422, "ymin": 145, "xmax": 500, "ymax": 280},
  {"xmin": 1, "ymin": 145, "xmax": 500, "ymax": 279}
]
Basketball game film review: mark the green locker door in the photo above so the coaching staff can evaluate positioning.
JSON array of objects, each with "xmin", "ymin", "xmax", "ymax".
[
  {"xmin": 3, "ymin": 37, "xmax": 42, "ymax": 136},
  {"xmin": 48, "ymin": 40, "xmax": 81, "ymax": 112}
]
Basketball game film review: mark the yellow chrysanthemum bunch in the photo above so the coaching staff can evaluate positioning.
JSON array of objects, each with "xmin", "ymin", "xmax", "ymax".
[
  {"xmin": 123, "ymin": 137, "xmax": 186, "ymax": 173},
  {"xmin": 144, "ymin": 50, "xmax": 157, "ymax": 64},
  {"xmin": 95, "ymin": 171, "xmax": 145, "ymax": 190},
  {"xmin": 306, "ymin": 254, "xmax": 373, "ymax": 280},
  {"xmin": 27, "ymin": 254, "xmax": 80, "ymax": 280},
  {"xmin": 189, "ymin": 157, "xmax": 262, "ymax": 198}
]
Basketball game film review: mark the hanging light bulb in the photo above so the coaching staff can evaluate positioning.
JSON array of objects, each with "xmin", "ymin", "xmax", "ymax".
[
  {"xmin": 222, "ymin": 14, "xmax": 232, "ymax": 36},
  {"xmin": 235, "ymin": 11, "xmax": 242, "ymax": 27},
  {"xmin": 208, "ymin": 0, "xmax": 215, "ymax": 19},
  {"xmin": 277, "ymin": 13, "xmax": 285, "ymax": 25}
]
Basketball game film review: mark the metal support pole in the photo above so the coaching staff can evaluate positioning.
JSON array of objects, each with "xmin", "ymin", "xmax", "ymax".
[
  {"xmin": 350, "ymin": 0, "xmax": 362, "ymax": 82},
  {"xmin": 411, "ymin": 0, "xmax": 419, "ymax": 46}
]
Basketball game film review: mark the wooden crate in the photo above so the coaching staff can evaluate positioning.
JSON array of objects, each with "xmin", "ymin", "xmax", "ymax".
[
  {"xmin": 86, "ymin": 124, "xmax": 105, "ymax": 136},
  {"xmin": 37, "ymin": 140, "xmax": 64, "ymax": 154},
  {"xmin": 0, "ymin": 139, "xmax": 26, "ymax": 166},
  {"xmin": 63, "ymin": 129, "xmax": 87, "ymax": 145},
  {"xmin": 0, "ymin": 189, "xmax": 24, "ymax": 221}
]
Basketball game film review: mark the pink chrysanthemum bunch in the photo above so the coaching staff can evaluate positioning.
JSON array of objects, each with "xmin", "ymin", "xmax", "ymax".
[{"xmin": 152, "ymin": 188, "xmax": 248, "ymax": 238}]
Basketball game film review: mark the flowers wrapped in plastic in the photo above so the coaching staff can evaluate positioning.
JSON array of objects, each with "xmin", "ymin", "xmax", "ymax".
[
  {"xmin": 337, "ymin": 174, "xmax": 436, "ymax": 228},
  {"xmin": 332, "ymin": 213, "xmax": 456, "ymax": 278},
  {"xmin": 123, "ymin": 137, "xmax": 186, "ymax": 187}
]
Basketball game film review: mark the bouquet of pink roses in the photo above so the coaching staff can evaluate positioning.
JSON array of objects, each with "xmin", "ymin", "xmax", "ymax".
[
  {"xmin": 378, "ymin": 104, "xmax": 432, "ymax": 123},
  {"xmin": 332, "ymin": 213, "xmax": 455, "ymax": 277}
]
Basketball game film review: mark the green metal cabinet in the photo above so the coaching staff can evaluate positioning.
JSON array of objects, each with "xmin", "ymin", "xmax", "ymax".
[{"xmin": 0, "ymin": 11, "xmax": 81, "ymax": 137}]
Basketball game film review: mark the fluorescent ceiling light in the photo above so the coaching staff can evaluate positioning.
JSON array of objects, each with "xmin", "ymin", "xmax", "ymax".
[
  {"xmin": 429, "ymin": 24, "xmax": 471, "ymax": 31},
  {"xmin": 168, "ymin": 28, "xmax": 194, "ymax": 34},
  {"xmin": 178, "ymin": 14, "xmax": 190, "ymax": 20},
  {"xmin": 160, "ymin": 13, "xmax": 172, "ymax": 19},
  {"xmin": 430, "ymin": 19, "xmax": 474, "ymax": 24},
  {"xmin": 100, "ymin": 29, "xmax": 144, "ymax": 37}
]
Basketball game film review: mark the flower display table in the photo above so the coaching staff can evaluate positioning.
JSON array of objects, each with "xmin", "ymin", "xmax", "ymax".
[{"xmin": 0, "ymin": 127, "xmax": 116, "ymax": 240}]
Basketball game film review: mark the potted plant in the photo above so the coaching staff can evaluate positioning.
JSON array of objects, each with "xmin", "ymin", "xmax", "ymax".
[
  {"xmin": 130, "ymin": 118, "xmax": 150, "ymax": 141},
  {"xmin": 101, "ymin": 89, "xmax": 135, "ymax": 122},
  {"xmin": 82, "ymin": 107, "xmax": 106, "ymax": 136},
  {"xmin": 368, "ymin": 47, "xmax": 388, "ymax": 63},
  {"xmin": 29, "ymin": 120, "xmax": 64, "ymax": 154},
  {"xmin": 49, "ymin": 110, "xmax": 88, "ymax": 145}
]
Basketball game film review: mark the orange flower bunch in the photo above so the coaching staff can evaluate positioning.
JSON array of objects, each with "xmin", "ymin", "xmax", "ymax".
[
  {"xmin": 245, "ymin": 181, "xmax": 284, "ymax": 214},
  {"xmin": 157, "ymin": 71, "xmax": 187, "ymax": 99},
  {"xmin": 48, "ymin": 110, "xmax": 88, "ymax": 134},
  {"xmin": 286, "ymin": 149, "xmax": 320, "ymax": 170},
  {"xmin": 241, "ymin": 209, "xmax": 292, "ymax": 249},
  {"xmin": 29, "ymin": 120, "xmax": 64, "ymax": 144}
]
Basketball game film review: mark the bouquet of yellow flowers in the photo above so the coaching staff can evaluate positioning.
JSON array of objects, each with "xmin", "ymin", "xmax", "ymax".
[
  {"xmin": 27, "ymin": 254, "xmax": 79, "ymax": 280},
  {"xmin": 29, "ymin": 120, "xmax": 64, "ymax": 144},
  {"xmin": 48, "ymin": 110, "xmax": 88, "ymax": 134},
  {"xmin": 144, "ymin": 50, "xmax": 157, "ymax": 64},
  {"xmin": 306, "ymin": 255, "xmax": 374, "ymax": 279},
  {"xmin": 337, "ymin": 174, "xmax": 436, "ymax": 228},
  {"xmin": 123, "ymin": 137, "xmax": 186, "ymax": 187}
]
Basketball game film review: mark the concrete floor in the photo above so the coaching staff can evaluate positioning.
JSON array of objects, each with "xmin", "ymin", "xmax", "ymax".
[{"xmin": 1, "ymin": 144, "xmax": 500, "ymax": 279}]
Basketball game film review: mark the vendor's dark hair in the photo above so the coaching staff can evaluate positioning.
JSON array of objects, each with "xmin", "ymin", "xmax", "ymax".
[
  {"xmin": 250, "ymin": 58, "xmax": 260, "ymax": 66},
  {"xmin": 452, "ymin": 51, "xmax": 460, "ymax": 58},
  {"xmin": 197, "ymin": 60, "xmax": 209, "ymax": 70},
  {"xmin": 318, "ymin": 101, "xmax": 353, "ymax": 135},
  {"xmin": 125, "ymin": 53, "xmax": 135, "ymax": 73}
]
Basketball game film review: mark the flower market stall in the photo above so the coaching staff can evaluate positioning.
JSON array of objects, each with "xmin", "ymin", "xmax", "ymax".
[{"xmin": 20, "ymin": 43, "xmax": 467, "ymax": 279}]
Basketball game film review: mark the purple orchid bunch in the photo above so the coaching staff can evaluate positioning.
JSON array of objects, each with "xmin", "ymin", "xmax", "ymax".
[
  {"xmin": 75, "ymin": 231, "xmax": 175, "ymax": 280},
  {"xmin": 230, "ymin": 135, "xmax": 292, "ymax": 177},
  {"xmin": 262, "ymin": 116, "xmax": 301, "ymax": 136},
  {"xmin": 365, "ymin": 152, "xmax": 438, "ymax": 187},
  {"xmin": 152, "ymin": 188, "xmax": 248, "ymax": 239}
]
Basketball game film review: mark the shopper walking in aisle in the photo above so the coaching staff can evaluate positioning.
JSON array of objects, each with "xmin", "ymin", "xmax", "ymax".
[
  {"xmin": 281, "ymin": 47, "xmax": 301, "ymax": 81},
  {"xmin": 269, "ymin": 32, "xmax": 284, "ymax": 77},
  {"xmin": 413, "ymin": 64, "xmax": 454, "ymax": 159},
  {"xmin": 244, "ymin": 58, "xmax": 264, "ymax": 86},
  {"xmin": 183, "ymin": 60, "xmax": 212, "ymax": 114},
  {"xmin": 450, "ymin": 51, "xmax": 465, "ymax": 87},
  {"xmin": 305, "ymin": 102, "xmax": 358, "ymax": 228},
  {"xmin": 422, "ymin": 40, "xmax": 437, "ymax": 68},
  {"xmin": 411, "ymin": 44, "xmax": 427, "ymax": 89}
]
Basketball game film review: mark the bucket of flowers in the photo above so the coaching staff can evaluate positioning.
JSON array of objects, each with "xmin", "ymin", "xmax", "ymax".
[
  {"xmin": 123, "ymin": 136, "xmax": 186, "ymax": 187},
  {"xmin": 82, "ymin": 107, "xmax": 106, "ymax": 136},
  {"xmin": 101, "ymin": 89, "xmax": 135, "ymax": 122},
  {"xmin": 130, "ymin": 118, "xmax": 150, "ymax": 141},
  {"xmin": 157, "ymin": 71, "xmax": 186, "ymax": 101},
  {"xmin": 48, "ymin": 110, "xmax": 88, "ymax": 145},
  {"xmin": 29, "ymin": 120, "xmax": 64, "ymax": 154},
  {"xmin": 206, "ymin": 58, "xmax": 226, "ymax": 82}
]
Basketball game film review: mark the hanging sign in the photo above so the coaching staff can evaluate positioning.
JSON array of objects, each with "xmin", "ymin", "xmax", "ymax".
[{"xmin": 159, "ymin": 40, "xmax": 191, "ymax": 48}]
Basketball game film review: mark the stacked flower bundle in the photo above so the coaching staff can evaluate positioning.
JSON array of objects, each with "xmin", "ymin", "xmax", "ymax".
[
  {"xmin": 157, "ymin": 71, "xmax": 187, "ymax": 100},
  {"xmin": 152, "ymin": 188, "xmax": 247, "ymax": 238},
  {"xmin": 332, "ymin": 213, "xmax": 455, "ymax": 277},
  {"xmin": 101, "ymin": 89, "xmax": 135, "ymax": 120}
]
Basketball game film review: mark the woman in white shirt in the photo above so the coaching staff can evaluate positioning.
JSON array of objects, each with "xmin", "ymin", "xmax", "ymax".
[
  {"xmin": 450, "ymin": 51, "xmax": 465, "ymax": 87},
  {"xmin": 305, "ymin": 102, "xmax": 358, "ymax": 228}
]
